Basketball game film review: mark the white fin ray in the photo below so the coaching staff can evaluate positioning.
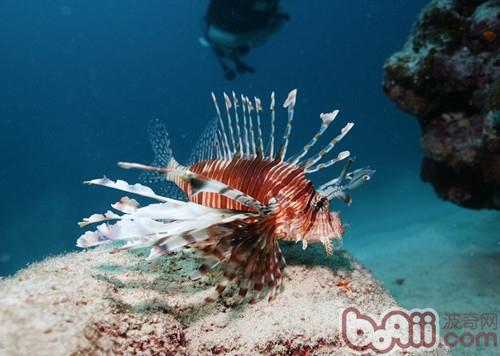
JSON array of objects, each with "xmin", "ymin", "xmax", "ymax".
[
  {"xmin": 303, "ymin": 122, "xmax": 354, "ymax": 169},
  {"xmin": 305, "ymin": 150, "xmax": 350, "ymax": 173},
  {"xmin": 289, "ymin": 110, "xmax": 339, "ymax": 166},
  {"xmin": 78, "ymin": 198, "xmax": 221, "ymax": 231},
  {"xmin": 277, "ymin": 89, "xmax": 297, "ymax": 161},
  {"xmin": 245, "ymin": 96, "xmax": 257, "ymax": 156},
  {"xmin": 268, "ymin": 91, "xmax": 276, "ymax": 159},
  {"xmin": 147, "ymin": 213, "xmax": 247, "ymax": 259},
  {"xmin": 232, "ymin": 92, "xmax": 244, "ymax": 156},
  {"xmin": 146, "ymin": 221, "xmax": 231, "ymax": 260},
  {"xmin": 77, "ymin": 186, "xmax": 251, "ymax": 256},
  {"xmin": 223, "ymin": 92, "xmax": 237, "ymax": 154},
  {"xmin": 85, "ymin": 177, "xmax": 176, "ymax": 203},
  {"xmin": 78, "ymin": 211, "xmax": 120, "ymax": 228},
  {"xmin": 77, "ymin": 218, "xmax": 169, "ymax": 247},
  {"xmin": 111, "ymin": 196, "xmax": 140, "ymax": 214},
  {"xmin": 129, "ymin": 201, "xmax": 228, "ymax": 221},
  {"xmin": 77, "ymin": 210, "xmax": 245, "ymax": 249},
  {"xmin": 240, "ymin": 94, "xmax": 250, "ymax": 156},
  {"xmin": 211, "ymin": 92, "xmax": 231, "ymax": 160},
  {"xmin": 191, "ymin": 91, "xmax": 364, "ymax": 175},
  {"xmin": 254, "ymin": 97, "xmax": 265, "ymax": 155}
]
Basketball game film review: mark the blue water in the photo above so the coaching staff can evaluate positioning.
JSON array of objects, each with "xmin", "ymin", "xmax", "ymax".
[{"xmin": 1, "ymin": 2, "xmax": 499, "ymax": 354}]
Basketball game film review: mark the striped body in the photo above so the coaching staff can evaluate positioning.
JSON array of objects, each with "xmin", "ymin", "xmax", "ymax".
[
  {"xmin": 170, "ymin": 156, "xmax": 343, "ymax": 247},
  {"xmin": 180, "ymin": 157, "xmax": 312, "ymax": 211}
]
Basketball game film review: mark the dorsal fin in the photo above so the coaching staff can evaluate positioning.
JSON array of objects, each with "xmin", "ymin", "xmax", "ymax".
[
  {"xmin": 277, "ymin": 89, "xmax": 297, "ymax": 161},
  {"xmin": 303, "ymin": 122, "xmax": 354, "ymax": 169},
  {"xmin": 223, "ymin": 92, "xmax": 237, "ymax": 154},
  {"xmin": 240, "ymin": 94, "xmax": 250, "ymax": 156},
  {"xmin": 232, "ymin": 92, "xmax": 244, "ymax": 156},
  {"xmin": 195, "ymin": 90, "xmax": 307, "ymax": 162},
  {"xmin": 254, "ymin": 97, "xmax": 265, "ymax": 155},
  {"xmin": 289, "ymin": 110, "xmax": 339, "ymax": 166},
  {"xmin": 211, "ymin": 92, "xmax": 231, "ymax": 160},
  {"xmin": 245, "ymin": 96, "xmax": 257, "ymax": 156},
  {"xmin": 268, "ymin": 91, "xmax": 276, "ymax": 159},
  {"xmin": 305, "ymin": 150, "xmax": 350, "ymax": 173}
]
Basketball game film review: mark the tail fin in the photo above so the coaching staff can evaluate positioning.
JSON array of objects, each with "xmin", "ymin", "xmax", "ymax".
[
  {"xmin": 144, "ymin": 118, "xmax": 179, "ymax": 172},
  {"xmin": 138, "ymin": 119, "xmax": 185, "ymax": 200}
]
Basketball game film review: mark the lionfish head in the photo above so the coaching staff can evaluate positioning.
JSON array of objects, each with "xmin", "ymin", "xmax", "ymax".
[{"xmin": 302, "ymin": 194, "xmax": 344, "ymax": 255}]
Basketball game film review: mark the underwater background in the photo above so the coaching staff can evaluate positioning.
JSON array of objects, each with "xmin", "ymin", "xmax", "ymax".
[{"xmin": 1, "ymin": 1, "xmax": 499, "ymax": 354}]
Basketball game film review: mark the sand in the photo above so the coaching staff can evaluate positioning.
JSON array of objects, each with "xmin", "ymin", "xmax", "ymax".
[
  {"xmin": 346, "ymin": 198, "xmax": 500, "ymax": 356},
  {"xmin": 0, "ymin": 244, "xmax": 449, "ymax": 355}
]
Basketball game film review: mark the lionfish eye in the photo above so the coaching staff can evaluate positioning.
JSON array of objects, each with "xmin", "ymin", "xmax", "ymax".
[{"xmin": 315, "ymin": 197, "xmax": 327, "ymax": 211}]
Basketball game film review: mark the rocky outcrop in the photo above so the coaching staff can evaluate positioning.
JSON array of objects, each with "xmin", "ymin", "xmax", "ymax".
[
  {"xmin": 0, "ymin": 246, "xmax": 449, "ymax": 355},
  {"xmin": 383, "ymin": 0, "xmax": 500, "ymax": 209}
]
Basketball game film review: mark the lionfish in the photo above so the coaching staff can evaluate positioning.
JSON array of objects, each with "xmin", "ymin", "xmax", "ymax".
[{"xmin": 77, "ymin": 89, "xmax": 374, "ymax": 303}]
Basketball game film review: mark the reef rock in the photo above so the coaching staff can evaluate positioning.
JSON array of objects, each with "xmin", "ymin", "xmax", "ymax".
[
  {"xmin": 0, "ymin": 247, "xmax": 449, "ymax": 355},
  {"xmin": 383, "ymin": 0, "xmax": 500, "ymax": 209}
]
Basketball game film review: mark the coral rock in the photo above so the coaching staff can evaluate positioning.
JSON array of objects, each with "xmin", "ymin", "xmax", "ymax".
[
  {"xmin": 0, "ymin": 247, "xmax": 449, "ymax": 355},
  {"xmin": 383, "ymin": 0, "xmax": 500, "ymax": 209}
]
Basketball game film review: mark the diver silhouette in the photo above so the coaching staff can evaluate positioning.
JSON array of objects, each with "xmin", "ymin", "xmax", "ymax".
[{"xmin": 200, "ymin": 0, "xmax": 289, "ymax": 80}]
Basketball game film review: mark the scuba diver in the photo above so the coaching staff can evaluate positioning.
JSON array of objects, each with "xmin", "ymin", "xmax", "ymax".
[{"xmin": 200, "ymin": 0, "xmax": 289, "ymax": 80}]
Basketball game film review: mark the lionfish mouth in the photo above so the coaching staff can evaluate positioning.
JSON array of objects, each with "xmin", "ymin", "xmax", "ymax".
[{"xmin": 77, "ymin": 89, "xmax": 373, "ymax": 304}]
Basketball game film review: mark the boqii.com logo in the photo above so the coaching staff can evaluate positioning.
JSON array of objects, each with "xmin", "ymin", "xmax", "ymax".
[{"xmin": 341, "ymin": 307, "xmax": 439, "ymax": 354}]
